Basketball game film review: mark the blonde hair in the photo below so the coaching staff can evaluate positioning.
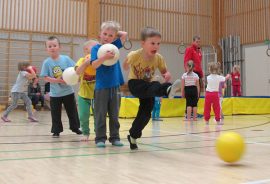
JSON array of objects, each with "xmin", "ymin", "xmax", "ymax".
[
  {"xmin": 186, "ymin": 60, "xmax": 194, "ymax": 73},
  {"xmin": 233, "ymin": 65, "xmax": 240, "ymax": 73},
  {"xmin": 101, "ymin": 21, "xmax": 120, "ymax": 32},
  {"xmin": 208, "ymin": 62, "xmax": 220, "ymax": 74},
  {"xmin": 83, "ymin": 39, "xmax": 98, "ymax": 48}
]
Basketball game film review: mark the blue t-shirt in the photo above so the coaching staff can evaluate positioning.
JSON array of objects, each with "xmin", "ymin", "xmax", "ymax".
[
  {"xmin": 91, "ymin": 38, "xmax": 124, "ymax": 90},
  {"xmin": 40, "ymin": 55, "xmax": 75, "ymax": 97}
]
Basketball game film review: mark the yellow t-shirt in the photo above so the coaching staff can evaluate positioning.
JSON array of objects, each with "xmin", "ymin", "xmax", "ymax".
[
  {"xmin": 127, "ymin": 48, "xmax": 167, "ymax": 81},
  {"xmin": 75, "ymin": 55, "xmax": 96, "ymax": 99}
]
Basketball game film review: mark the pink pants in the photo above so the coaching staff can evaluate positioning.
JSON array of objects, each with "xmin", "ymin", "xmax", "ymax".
[
  {"xmin": 232, "ymin": 85, "xmax": 241, "ymax": 96},
  {"xmin": 204, "ymin": 91, "xmax": 220, "ymax": 122}
]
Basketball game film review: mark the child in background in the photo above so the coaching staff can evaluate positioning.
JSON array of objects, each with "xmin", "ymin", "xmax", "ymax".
[
  {"xmin": 152, "ymin": 97, "xmax": 163, "ymax": 121},
  {"xmin": 1, "ymin": 62, "xmax": 38, "ymax": 122},
  {"xmin": 181, "ymin": 60, "xmax": 200, "ymax": 121},
  {"xmin": 75, "ymin": 39, "xmax": 98, "ymax": 141},
  {"xmin": 123, "ymin": 26, "xmax": 181, "ymax": 150},
  {"xmin": 231, "ymin": 65, "xmax": 241, "ymax": 96},
  {"xmin": 204, "ymin": 62, "xmax": 230, "ymax": 125},
  {"xmin": 218, "ymin": 80, "xmax": 226, "ymax": 121},
  {"xmin": 40, "ymin": 35, "xmax": 82, "ymax": 137},
  {"xmin": 91, "ymin": 21, "xmax": 127, "ymax": 147},
  {"xmin": 28, "ymin": 76, "xmax": 45, "ymax": 110}
]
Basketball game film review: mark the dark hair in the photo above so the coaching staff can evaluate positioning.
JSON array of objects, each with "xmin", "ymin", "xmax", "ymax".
[
  {"xmin": 193, "ymin": 35, "xmax": 200, "ymax": 41},
  {"xmin": 140, "ymin": 27, "xmax": 161, "ymax": 41},
  {"xmin": 18, "ymin": 62, "xmax": 30, "ymax": 71},
  {"xmin": 46, "ymin": 35, "xmax": 60, "ymax": 46}
]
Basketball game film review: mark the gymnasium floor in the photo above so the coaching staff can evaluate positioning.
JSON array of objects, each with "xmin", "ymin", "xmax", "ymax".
[{"xmin": 0, "ymin": 110, "xmax": 270, "ymax": 184}]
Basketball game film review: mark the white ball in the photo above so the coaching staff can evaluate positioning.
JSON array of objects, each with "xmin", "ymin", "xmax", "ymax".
[
  {"xmin": 62, "ymin": 67, "xmax": 79, "ymax": 85},
  {"xmin": 97, "ymin": 44, "xmax": 120, "ymax": 66}
]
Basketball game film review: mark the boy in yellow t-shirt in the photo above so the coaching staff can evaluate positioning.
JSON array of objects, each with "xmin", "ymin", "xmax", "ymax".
[
  {"xmin": 123, "ymin": 27, "xmax": 181, "ymax": 150},
  {"xmin": 75, "ymin": 39, "xmax": 98, "ymax": 141}
]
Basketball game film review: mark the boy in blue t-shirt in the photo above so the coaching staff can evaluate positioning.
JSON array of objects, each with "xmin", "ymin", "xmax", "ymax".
[
  {"xmin": 91, "ymin": 21, "xmax": 127, "ymax": 147},
  {"xmin": 40, "ymin": 36, "xmax": 82, "ymax": 137}
]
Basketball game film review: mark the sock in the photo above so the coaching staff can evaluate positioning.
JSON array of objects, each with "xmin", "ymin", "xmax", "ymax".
[{"xmin": 130, "ymin": 136, "xmax": 137, "ymax": 144}]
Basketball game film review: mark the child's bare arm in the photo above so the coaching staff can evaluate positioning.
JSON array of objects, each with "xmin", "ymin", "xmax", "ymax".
[
  {"xmin": 123, "ymin": 58, "xmax": 129, "ymax": 71},
  {"xmin": 181, "ymin": 79, "xmax": 185, "ymax": 98},
  {"xmin": 225, "ymin": 74, "xmax": 231, "ymax": 80},
  {"xmin": 91, "ymin": 51, "xmax": 115, "ymax": 69},
  {"xmin": 160, "ymin": 70, "xmax": 171, "ymax": 82},
  {"xmin": 25, "ymin": 67, "xmax": 36, "ymax": 79},
  {"xmin": 196, "ymin": 79, "xmax": 200, "ymax": 98},
  {"xmin": 44, "ymin": 76, "xmax": 66, "ymax": 84},
  {"xmin": 118, "ymin": 31, "xmax": 128, "ymax": 45},
  {"xmin": 75, "ymin": 58, "xmax": 90, "ymax": 75}
]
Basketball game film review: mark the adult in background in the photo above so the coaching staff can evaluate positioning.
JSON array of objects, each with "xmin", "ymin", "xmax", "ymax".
[{"xmin": 184, "ymin": 35, "xmax": 204, "ymax": 119}]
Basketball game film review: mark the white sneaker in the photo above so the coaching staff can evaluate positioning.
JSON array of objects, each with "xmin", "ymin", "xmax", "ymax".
[{"xmin": 168, "ymin": 79, "xmax": 181, "ymax": 99}]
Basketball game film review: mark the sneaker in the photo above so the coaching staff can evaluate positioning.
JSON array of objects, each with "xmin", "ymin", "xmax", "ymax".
[
  {"xmin": 127, "ymin": 135, "xmax": 138, "ymax": 150},
  {"xmin": 155, "ymin": 118, "xmax": 163, "ymax": 121},
  {"xmin": 197, "ymin": 114, "xmax": 203, "ymax": 118},
  {"xmin": 1, "ymin": 116, "xmax": 11, "ymax": 122},
  {"xmin": 28, "ymin": 116, "xmax": 38, "ymax": 122},
  {"xmin": 112, "ymin": 140, "xmax": 124, "ymax": 147},
  {"xmin": 52, "ymin": 133, "xmax": 60, "ymax": 138},
  {"xmin": 72, "ymin": 129, "xmax": 82, "ymax": 135},
  {"xmin": 168, "ymin": 79, "xmax": 181, "ymax": 99},
  {"xmin": 96, "ymin": 142, "xmax": 106, "ymax": 148},
  {"xmin": 218, "ymin": 120, "xmax": 224, "ymax": 125}
]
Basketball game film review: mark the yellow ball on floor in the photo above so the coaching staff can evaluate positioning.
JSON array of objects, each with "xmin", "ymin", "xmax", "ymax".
[{"xmin": 215, "ymin": 132, "xmax": 245, "ymax": 163}]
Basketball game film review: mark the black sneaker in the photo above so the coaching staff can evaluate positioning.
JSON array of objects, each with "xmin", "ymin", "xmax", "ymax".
[
  {"xmin": 52, "ymin": 133, "xmax": 60, "ymax": 138},
  {"xmin": 72, "ymin": 129, "xmax": 82, "ymax": 135},
  {"xmin": 127, "ymin": 135, "xmax": 138, "ymax": 150}
]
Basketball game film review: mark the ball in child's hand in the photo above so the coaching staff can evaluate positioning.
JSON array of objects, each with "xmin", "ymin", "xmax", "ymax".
[
  {"xmin": 97, "ymin": 44, "xmax": 120, "ymax": 66},
  {"xmin": 62, "ymin": 67, "xmax": 79, "ymax": 85}
]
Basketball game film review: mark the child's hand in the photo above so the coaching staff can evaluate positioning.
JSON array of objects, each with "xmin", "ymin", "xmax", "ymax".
[
  {"xmin": 225, "ymin": 74, "xmax": 231, "ymax": 80},
  {"xmin": 103, "ymin": 51, "xmax": 115, "ymax": 60},
  {"xmin": 58, "ymin": 78, "xmax": 66, "ymax": 84},
  {"xmin": 84, "ymin": 57, "xmax": 90, "ymax": 64},
  {"xmin": 182, "ymin": 92, "xmax": 185, "ymax": 98},
  {"xmin": 162, "ymin": 71, "xmax": 171, "ymax": 82}
]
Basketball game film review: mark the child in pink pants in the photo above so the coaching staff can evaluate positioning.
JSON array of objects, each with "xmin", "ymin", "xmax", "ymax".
[{"xmin": 204, "ymin": 62, "xmax": 229, "ymax": 125}]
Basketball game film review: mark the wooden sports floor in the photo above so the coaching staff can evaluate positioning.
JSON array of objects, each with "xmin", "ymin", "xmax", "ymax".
[{"xmin": 0, "ymin": 109, "xmax": 270, "ymax": 184}]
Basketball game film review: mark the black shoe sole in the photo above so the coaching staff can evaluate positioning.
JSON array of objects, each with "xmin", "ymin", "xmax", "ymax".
[
  {"xmin": 72, "ymin": 129, "xmax": 82, "ymax": 135},
  {"xmin": 52, "ymin": 133, "xmax": 60, "ymax": 138}
]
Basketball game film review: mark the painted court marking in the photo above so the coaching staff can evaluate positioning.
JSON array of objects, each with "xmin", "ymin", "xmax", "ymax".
[{"xmin": 242, "ymin": 179, "xmax": 270, "ymax": 184}]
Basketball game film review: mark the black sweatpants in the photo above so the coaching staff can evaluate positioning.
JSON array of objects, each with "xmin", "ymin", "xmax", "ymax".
[
  {"xmin": 50, "ymin": 93, "xmax": 80, "ymax": 133},
  {"xmin": 128, "ymin": 79, "xmax": 171, "ymax": 139}
]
